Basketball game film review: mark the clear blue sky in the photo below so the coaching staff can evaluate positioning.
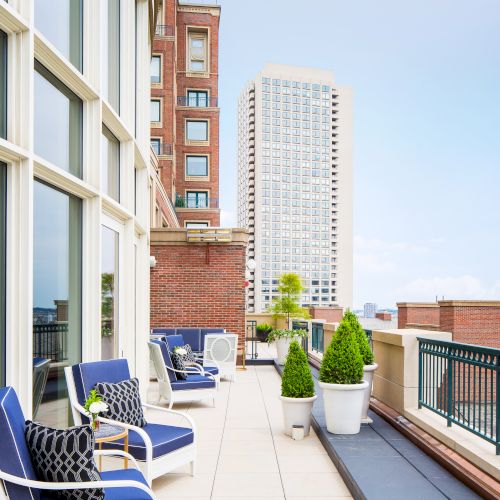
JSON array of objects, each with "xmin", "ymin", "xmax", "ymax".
[{"xmin": 216, "ymin": 0, "xmax": 500, "ymax": 309}]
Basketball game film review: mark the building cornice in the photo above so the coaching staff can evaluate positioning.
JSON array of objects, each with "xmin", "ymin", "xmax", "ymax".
[
  {"xmin": 438, "ymin": 300, "xmax": 500, "ymax": 307},
  {"xmin": 151, "ymin": 228, "xmax": 248, "ymax": 246},
  {"xmin": 177, "ymin": 4, "xmax": 221, "ymax": 16},
  {"xmin": 397, "ymin": 302, "xmax": 439, "ymax": 308}
]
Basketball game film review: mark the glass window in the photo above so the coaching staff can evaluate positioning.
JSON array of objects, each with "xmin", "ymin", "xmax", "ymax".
[
  {"xmin": 151, "ymin": 55, "xmax": 161, "ymax": 83},
  {"xmin": 101, "ymin": 225, "xmax": 119, "ymax": 360},
  {"xmin": 0, "ymin": 31, "xmax": 6, "ymax": 139},
  {"xmin": 33, "ymin": 181, "xmax": 82, "ymax": 427},
  {"xmin": 0, "ymin": 164, "xmax": 5, "ymax": 386},
  {"xmin": 186, "ymin": 191, "xmax": 208, "ymax": 208},
  {"xmin": 186, "ymin": 120, "xmax": 208, "ymax": 141},
  {"xmin": 35, "ymin": 0, "xmax": 83, "ymax": 71},
  {"xmin": 150, "ymin": 99, "xmax": 160, "ymax": 122},
  {"xmin": 102, "ymin": 0, "xmax": 120, "ymax": 112},
  {"xmin": 186, "ymin": 222, "xmax": 209, "ymax": 228},
  {"xmin": 101, "ymin": 125, "xmax": 120, "ymax": 201},
  {"xmin": 151, "ymin": 138, "xmax": 160, "ymax": 155},
  {"xmin": 188, "ymin": 31, "xmax": 207, "ymax": 72},
  {"xmin": 187, "ymin": 90, "xmax": 208, "ymax": 107},
  {"xmin": 186, "ymin": 156, "xmax": 208, "ymax": 177},
  {"xmin": 34, "ymin": 62, "xmax": 83, "ymax": 177}
]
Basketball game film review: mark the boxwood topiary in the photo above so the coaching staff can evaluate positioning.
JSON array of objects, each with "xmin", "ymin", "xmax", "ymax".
[
  {"xmin": 281, "ymin": 341, "xmax": 315, "ymax": 398},
  {"xmin": 319, "ymin": 319, "xmax": 364, "ymax": 385},
  {"xmin": 344, "ymin": 310, "xmax": 375, "ymax": 366}
]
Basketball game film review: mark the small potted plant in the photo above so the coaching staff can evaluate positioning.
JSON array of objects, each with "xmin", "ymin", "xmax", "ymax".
[
  {"xmin": 345, "ymin": 311, "xmax": 378, "ymax": 423},
  {"xmin": 256, "ymin": 323, "xmax": 273, "ymax": 342},
  {"xmin": 280, "ymin": 340, "xmax": 317, "ymax": 437},
  {"xmin": 268, "ymin": 328, "xmax": 307, "ymax": 365},
  {"xmin": 84, "ymin": 390, "xmax": 109, "ymax": 431},
  {"xmin": 318, "ymin": 316, "xmax": 368, "ymax": 434}
]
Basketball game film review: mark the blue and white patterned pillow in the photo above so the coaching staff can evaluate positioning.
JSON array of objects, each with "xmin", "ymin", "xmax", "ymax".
[
  {"xmin": 95, "ymin": 378, "xmax": 147, "ymax": 427},
  {"xmin": 25, "ymin": 421, "xmax": 103, "ymax": 500}
]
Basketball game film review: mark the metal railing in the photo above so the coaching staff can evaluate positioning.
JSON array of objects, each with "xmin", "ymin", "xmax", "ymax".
[
  {"xmin": 33, "ymin": 323, "xmax": 68, "ymax": 362},
  {"xmin": 418, "ymin": 337, "xmax": 499, "ymax": 454},
  {"xmin": 311, "ymin": 322, "xmax": 324, "ymax": 353},
  {"xmin": 175, "ymin": 196, "xmax": 219, "ymax": 209},
  {"xmin": 245, "ymin": 320, "xmax": 258, "ymax": 360},
  {"xmin": 292, "ymin": 320, "xmax": 309, "ymax": 353},
  {"xmin": 177, "ymin": 96, "xmax": 218, "ymax": 108},
  {"xmin": 155, "ymin": 24, "xmax": 174, "ymax": 37},
  {"xmin": 364, "ymin": 329, "xmax": 373, "ymax": 350},
  {"xmin": 151, "ymin": 142, "xmax": 173, "ymax": 156}
]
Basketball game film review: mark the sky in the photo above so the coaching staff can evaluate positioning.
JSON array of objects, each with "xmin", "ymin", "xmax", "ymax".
[{"xmin": 216, "ymin": 0, "xmax": 500, "ymax": 309}]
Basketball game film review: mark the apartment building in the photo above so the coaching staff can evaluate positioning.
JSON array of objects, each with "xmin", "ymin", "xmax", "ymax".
[
  {"xmin": 238, "ymin": 64, "xmax": 353, "ymax": 313},
  {"xmin": 151, "ymin": 0, "xmax": 221, "ymax": 228},
  {"xmin": 0, "ymin": 0, "xmax": 157, "ymax": 428}
]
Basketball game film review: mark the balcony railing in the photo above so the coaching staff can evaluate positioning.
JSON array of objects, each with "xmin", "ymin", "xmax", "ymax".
[
  {"xmin": 33, "ymin": 323, "xmax": 68, "ymax": 362},
  {"xmin": 311, "ymin": 322, "xmax": 324, "ymax": 353},
  {"xmin": 418, "ymin": 337, "xmax": 499, "ymax": 454},
  {"xmin": 151, "ymin": 142, "xmax": 173, "ymax": 156},
  {"xmin": 175, "ymin": 196, "xmax": 219, "ymax": 209},
  {"xmin": 155, "ymin": 24, "xmax": 174, "ymax": 37},
  {"xmin": 177, "ymin": 96, "xmax": 218, "ymax": 108}
]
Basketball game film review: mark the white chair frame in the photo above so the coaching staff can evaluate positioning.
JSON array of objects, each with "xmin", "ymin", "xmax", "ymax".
[
  {"xmin": 65, "ymin": 366, "xmax": 197, "ymax": 486},
  {"xmin": 148, "ymin": 342, "xmax": 218, "ymax": 409},
  {"xmin": 203, "ymin": 334, "xmax": 238, "ymax": 382},
  {"xmin": 0, "ymin": 449, "xmax": 156, "ymax": 499}
]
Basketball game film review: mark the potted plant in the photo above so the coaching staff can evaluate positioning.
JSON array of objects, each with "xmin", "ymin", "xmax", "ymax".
[
  {"xmin": 268, "ymin": 328, "xmax": 307, "ymax": 365},
  {"xmin": 280, "ymin": 340, "xmax": 317, "ymax": 437},
  {"xmin": 84, "ymin": 390, "xmax": 109, "ymax": 431},
  {"xmin": 256, "ymin": 323, "xmax": 273, "ymax": 342},
  {"xmin": 318, "ymin": 316, "xmax": 368, "ymax": 434},
  {"xmin": 345, "ymin": 310, "xmax": 378, "ymax": 423}
]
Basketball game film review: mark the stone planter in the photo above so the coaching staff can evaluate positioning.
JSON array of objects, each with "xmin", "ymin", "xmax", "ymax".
[
  {"xmin": 318, "ymin": 380, "xmax": 369, "ymax": 434},
  {"xmin": 361, "ymin": 363, "xmax": 378, "ymax": 424},
  {"xmin": 280, "ymin": 394, "xmax": 317, "ymax": 437},
  {"xmin": 275, "ymin": 337, "xmax": 297, "ymax": 365}
]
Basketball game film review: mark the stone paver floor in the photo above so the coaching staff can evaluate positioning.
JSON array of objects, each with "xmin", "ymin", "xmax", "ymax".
[{"xmin": 148, "ymin": 365, "xmax": 352, "ymax": 499}]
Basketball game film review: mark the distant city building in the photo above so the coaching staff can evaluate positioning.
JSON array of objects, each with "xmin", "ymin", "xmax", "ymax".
[
  {"xmin": 364, "ymin": 302, "xmax": 377, "ymax": 318},
  {"xmin": 238, "ymin": 63, "xmax": 353, "ymax": 313}
]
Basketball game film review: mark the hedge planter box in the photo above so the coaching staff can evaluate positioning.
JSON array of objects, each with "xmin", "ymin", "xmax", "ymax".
[
  {"xmin": 275, "ymin": 337, "xmax": 296, "ymax": 365},
  {"xmin": 319, "ymin": 380, "xmax": 369, "ymax": 434},
  {"xmin": 280, "ymin": 394, "xmax": 317, "ymax": 437},
  {"xmin": 361, "ymin": 363, "xmax": 378, "ymax": 424}
]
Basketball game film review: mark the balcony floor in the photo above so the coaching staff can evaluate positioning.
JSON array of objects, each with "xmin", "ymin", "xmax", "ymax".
[{"xmin": 148, "ymin": 365, "xmax": 352, "ymax": 499}]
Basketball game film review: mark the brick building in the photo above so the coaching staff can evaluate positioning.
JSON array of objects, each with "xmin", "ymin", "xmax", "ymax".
[{"xmin": 151, "ymin": 0, "xmax": 221, "ymax": 228}]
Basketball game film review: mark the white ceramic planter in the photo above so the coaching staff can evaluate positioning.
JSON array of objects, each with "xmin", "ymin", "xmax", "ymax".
[
  {"xmin": 318, "ymin": 380, "xmax": 369, "ymax": 434},
  {"xmin": 361, "ymin": 363, "xmax": 378, "ymax": 424},
  {"xmin": 275, "ymin": 336, "xmax": 297, "ymax": 365},
  {"xmin": 280, "ymin": 394, "xmax": 317, "ymax": 437}
]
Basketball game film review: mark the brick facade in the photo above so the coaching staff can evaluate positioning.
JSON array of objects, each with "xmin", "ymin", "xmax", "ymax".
[
  {"xmin": 375, "ymin": 312, "xmax": 392, "ymax": 321},
  {"xmin": 150, "ymin": 229, "xmax": 248, "ymax": 359},
  {"xmin": 397, "ymin": 302, "xmax": 440, "ymax": 329},
  {"xmin": 309, "ymin": 306, "xmax": 344, "ymax": 323}
]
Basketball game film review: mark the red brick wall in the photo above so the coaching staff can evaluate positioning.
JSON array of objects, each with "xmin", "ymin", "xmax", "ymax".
[
  {"xmin": 397, "ymin": 303, "xmax": 440, "ymax": 329},
  {"xmin": 376, "ymin": 312, "xmax": 392, "ymax": 321},
  {"xmin": 309, "ymin": 307, "xmax": 344, "ymax": 323},
  {"xmin": 150, "ymin": 242, "xmax": 246, "ymax": 354}
]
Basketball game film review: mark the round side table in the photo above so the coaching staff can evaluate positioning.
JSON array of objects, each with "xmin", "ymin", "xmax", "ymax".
[{"xmin": 94, "ymin": 423, "xmax": 129, "ymax": 472}]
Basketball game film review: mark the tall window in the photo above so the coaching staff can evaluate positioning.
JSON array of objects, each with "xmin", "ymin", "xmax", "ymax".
[
  {"xmin": 101, "ymin": 225, "xmax": 119, "ymax": 360},
  {"xmin": 186, "ymin": 155, "xmax": 208, "ymax": 177},
  {"xmin": 35, "ymin": 0, "xmax": 83, "ymax": 71},
  {"xmin": 187, "ymin": 191, "xmax": 208, "ymax": 208},
  {"xmin": 101, "ymin": 125, "xmax": 120, "ymax": 201},
  {"xmin": 151, "ymin": 55, "xmax": 161, "ymax": 84},
  {"xmin": 188, "ymin": 30, "xmax": 207, "ymax": 72},
  {"xmin": 150, "ymin": 99, "xmax": 161, "ymax": 123},
  {"xmin": 102, "ymin": 0, "xmax": 120, "ymax": 112},
  {"xmin": 0, "ymin": 31, "xmax": 6, "ymax": 139},
  {"xmin": 187, "ymin": 90, "xmax": 208, "ymax": 107},
  {"xmin": 0, "ymin": 164, "xmax": 5, "ymax": 386},
  {"xmin": 34, "ymin": 62, "xmax": 83, "ymax": 178},
  {"xmin": 186, "ymin": 120, "xmax": 208, "ymax": 142},
  {"xmin": 33, "ymin": 181, "xmax": 82, "ymax": 427},
  {"xmin": 151, "ymin": 138, "xmax": 160, "ymax": 155}
]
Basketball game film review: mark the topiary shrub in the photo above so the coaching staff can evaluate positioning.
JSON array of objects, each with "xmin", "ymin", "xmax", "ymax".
[
  {"xmin": 281, "ymin": 341, "xmax": 315, "ymax": 398},
  {"xmin": 344, "ymin": 310, "xmax": 375, "ymax": 366},
  {"xmin": 319, "ymin": 318, "xmax": 363, "ymax": 385}
]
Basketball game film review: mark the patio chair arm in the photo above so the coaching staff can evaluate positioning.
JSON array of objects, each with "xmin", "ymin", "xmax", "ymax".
[
  {"xmin": 93, "ymin": 449, "xmax": 141, "ymax": 470},
  {"xmin": 165, "ymin": 364, "xmax": 203, "ymax": 376},
  {"xmin": 195, "ymin": 359, "xmax": 221, "ymax": 376},
  {"xmin": 0, "ymin": 469, "xmax": 155, "ymax": 498},
  {"xmin": 142, "ymin": 403, "xmax": 197, "ymax": 435}
]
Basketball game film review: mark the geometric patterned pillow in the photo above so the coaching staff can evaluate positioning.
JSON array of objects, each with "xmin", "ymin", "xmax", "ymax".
[
  {"xmin": 94, "ymin": 378, "xmax": 147, "ymax": 428},
  {"xmin": 24, "ymin": 421, "xmax": 103, "ymax": 500},
  {"xmin": 170, "ymin": 351, "xmax": 188, "ymax": 380},
  {"xmin": 179, "ymin": 344, "xmax": 198, "ymax": 366}
]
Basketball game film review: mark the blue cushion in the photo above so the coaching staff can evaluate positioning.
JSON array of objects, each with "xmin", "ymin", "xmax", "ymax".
[
  {"xmin": 151, "ymin": 327, "xmax": 176, "ymax": 336},
  {"xmin": 171, "ymin": 374, "xmax": 216, "ymax": 391},
  {"xmin": 164, "ymin": 334, "xmax": 185, "ymax": 350},
  {"xmin": 100, "ymin": 423, "xmax": 194, "ymax": 461},
  {"xmin": 176, "ymin": 329, "xmax": 201, "ymax": 351},
  {"xmin": 202, "ymin": 366, "xmax": 219, "ymax": 376},
  {"xmin": 72, "ymin": 359, "xmax": 131, "ymax": 407},
  {"xmin": 0, "ymin": 387, "xmax": 40, "ymax": 500},
  {"xmin": 150, "ymin": 340, "xmax": 177, "ymax": 382},
  {"xmin": 101, "ymin": 469, "xmax": 152, "ymax": 500}
]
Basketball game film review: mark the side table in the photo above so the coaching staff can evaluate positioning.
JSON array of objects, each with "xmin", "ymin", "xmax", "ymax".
[{"xmin": 94, "ymin": 423, "xmax": 129, "ymax": 472}]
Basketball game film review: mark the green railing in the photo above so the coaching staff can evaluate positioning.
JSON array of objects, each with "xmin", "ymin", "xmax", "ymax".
[
  {"xmin": 364, "ymin": 329, "xmax": 373, "ymax": 349},
  {"xmin": 292, "ymin": 320, "xmax": 309, "ymax": 353},
  {"xmin": 311, "ymin": 322, "xmax": 324, "ymax": 353},
  {"xmin": 418, "ymin": 337, "xmax": 500, "ymax": 454}
]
